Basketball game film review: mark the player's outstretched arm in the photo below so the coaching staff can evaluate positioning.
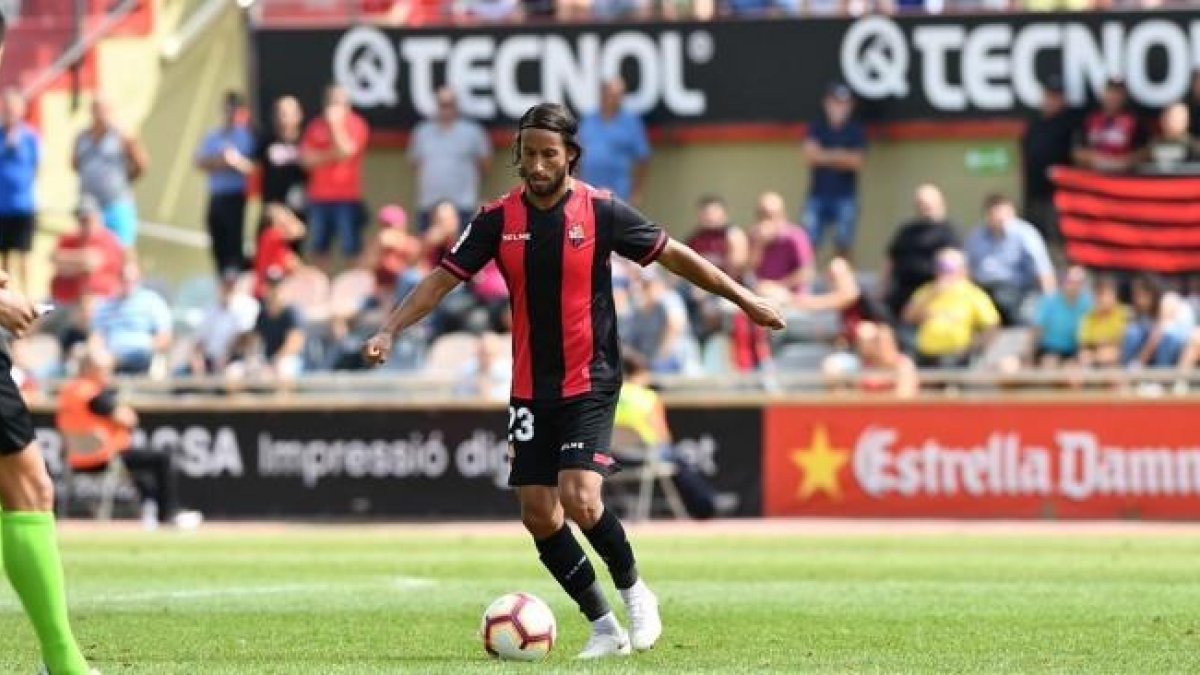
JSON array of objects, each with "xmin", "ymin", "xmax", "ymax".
[
  {"xmin": 656, "ymin": 239, "xmax": 786, "ymax": 330},
  {"xmin": 362, "ymin": 267, "xmax": 462, "ymax": 366}
]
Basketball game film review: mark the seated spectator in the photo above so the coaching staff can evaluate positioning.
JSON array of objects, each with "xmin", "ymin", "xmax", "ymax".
[
  {"xmin": 456, "ymin": 332, "xmax": 512, "ymax": 401},
  {"xmin": 748, "ymin": 191, "xmax": 814, "ymax": 306},
  {"xmin": 247, "ymin": 268, "xmax": 306, "ymax": 382},
  {"xmin": 253, "ymin": 204, "xmax": 306, "ymax": 298},
  {"xmin": 56, "ymin": 344, "xmax": 202, "ymax": 530},
  {"xmin": 89, "ymin": 262, "xmax": 172, "ymax": 376},
  {"xmin": 423, "ymin": 201, "xmax": 461, "ymax": 271},
  {"xmin": 1122, "ymin": 274, "xmax": 1194, "ymax": 368},
  {"xmin": 683, "ymin": 194, "xmax": 749, "ymax": 343},
  {"xmin": 625, "ymin": 265, "xmax": 692, "ymax": 374},
  {"xmin": 964, "ymin": 193, "xmax": 1055, "ymax": 325},
  {"xmin": 1142, "ymin": 103, "xmax": 1200, "ymax": 172},
  {"xmin": 883, "ymin": 184, "xmax": 961, "ymax": 319},
  {"xmin": 1074, "ymin": 77, "xmax": 1145, "ymax": 173},
  {"xmin": 187, "ymin": 269, "xmax": 259, "ymax": 376},
  {"xmin": 903, "ymin": 248, "xmax": 1000, "ymax": 368},
  {"xmin": 1031, "ymin": 266, "xmax": 1091, "ymax": 367},
  {"xmin": 50, "ymin": 196, "xmax": 125, "ymax": 307},
  {"xmin": 470, "ymin": 261, "xmax": 511, "ymax": 333},
  {"xmin": 1078, "ymin": 275, "xmax": 1128, "ymax": 368},
  {"xmin": 798, "ymin": 257, "xmax": 916, "ymax": 397},
  {"xmin": 614, "ymin": 352, "xmax": 737, "ymax": 519},
  {"xmin": 365, "ymin": 204, "xmax": 421, "ymax": 292}
]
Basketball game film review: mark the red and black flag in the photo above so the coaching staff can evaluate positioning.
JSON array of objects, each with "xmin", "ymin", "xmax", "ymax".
[{"xmin": 1053, "ymin": 166, "xmax": 1200, "ymax": 273}]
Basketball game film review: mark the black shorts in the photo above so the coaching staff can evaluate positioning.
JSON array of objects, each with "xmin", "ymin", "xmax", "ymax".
[
  {"xmin": 507, "ymin": 390, "xmax": 620, "ymax": 487},
  {"xmin": 0, "ymin": 213, "xmax": 35, "ymax": 252},
  {"xmin": 0, "ymin": 359, "xmax": 34, "ymax": 454}
]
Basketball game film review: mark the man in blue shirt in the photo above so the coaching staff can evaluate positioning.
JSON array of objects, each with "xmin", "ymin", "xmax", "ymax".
[
  {"xmin": 964, "ymin": 194, "xmax": 1056, "ymax": 326},
  {"xmin": 0, "ymin": 89, "xmax": 39, "ymax": 289},
  {"xmin": 90, "ymin": 261, "xmax": 173, "ymax": 375},
  {"xmin": 804, "ymin": 82, "xmax": 867, "ymax": 260},
  {"xmin": 195, "ymin": 91, "xmax": 256, "ymax": 273},
  {"xmin": 1032, "ymin": 265, "xmax": 1091, "ymax": 366},
  {"xmin": 578, "ymin": 77, "xmax": 651, "ymax": 205}
]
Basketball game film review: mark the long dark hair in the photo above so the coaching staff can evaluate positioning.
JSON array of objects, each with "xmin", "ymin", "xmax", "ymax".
[{"xmin": 511, "ymin": 103, "xmax": 583, "ymax": 176}]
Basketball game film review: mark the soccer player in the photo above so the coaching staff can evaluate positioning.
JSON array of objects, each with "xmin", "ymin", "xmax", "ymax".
[
  {"xmin": 363, "ymin": 103, "xmax": 784, "ymax": 658},
  {"xmin": 0, "ymin": 16, "xmax": 98, "ymax": 675}
]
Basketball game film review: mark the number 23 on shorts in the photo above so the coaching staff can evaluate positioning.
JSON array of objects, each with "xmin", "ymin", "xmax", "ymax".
[{"xmin": 508, "ymin": 405, "xmax": 534, "ymax": 442}]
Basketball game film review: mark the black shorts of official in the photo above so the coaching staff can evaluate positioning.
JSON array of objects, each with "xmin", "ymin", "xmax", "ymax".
[
  {"xmin": 0, "ymin": 361, "xmax": 35, "ymax": 455},
  {"xmin": 507, "ymin": 390, "xmax": 620, "ymax": 487},
  {"xmin": 0, "ymin": 213, "xmax": 35, "ymax": 253}
]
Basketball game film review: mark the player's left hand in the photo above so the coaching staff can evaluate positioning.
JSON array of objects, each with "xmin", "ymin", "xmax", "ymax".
[{"xmin": 742, "ymin": 295, "xmax": 786, "ymax": 331}]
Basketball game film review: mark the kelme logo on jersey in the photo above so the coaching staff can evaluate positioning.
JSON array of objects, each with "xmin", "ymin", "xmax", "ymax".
[{"xmin": 568, "ymin": 223, "xmax": 587, "ymax": 248}]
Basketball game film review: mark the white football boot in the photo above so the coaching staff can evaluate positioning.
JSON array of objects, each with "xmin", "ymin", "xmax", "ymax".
[
  {"xmin": 621, "ymin": 579, "xmax": 663, "ymax": 651},
  {"xmin": 576, "ymin": 624, "xmax": 632, "ymax": 659}
]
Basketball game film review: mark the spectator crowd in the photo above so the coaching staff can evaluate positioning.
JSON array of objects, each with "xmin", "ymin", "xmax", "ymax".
[{"xmin": 3, "ymin": 45, "xmax": 1200, "ymax": 400}]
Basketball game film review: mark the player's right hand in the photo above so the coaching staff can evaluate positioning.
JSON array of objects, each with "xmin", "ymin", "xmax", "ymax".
[
  {"xmin": 362, "ymin": 332, "xmax": 394, "ymax": 367},
  {"xmin": 743, "ymin": 295, "xmax": 787, "ymax": 331},
  {"xmin": 0, "ymin": 288, "xmax": 39, "ymax": 338}
]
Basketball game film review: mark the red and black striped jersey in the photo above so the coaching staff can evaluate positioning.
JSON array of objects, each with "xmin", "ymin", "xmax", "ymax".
[{"xmin": 440, "ymin": 180, "xmax": 668, "ymax": 402}]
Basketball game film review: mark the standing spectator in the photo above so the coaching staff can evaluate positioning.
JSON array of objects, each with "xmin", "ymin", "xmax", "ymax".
[
  {"xmin": 49, "ymin": 196, "xmax": 125, "ymax": 307},
  {"xmin": 578, "ymin": 77, "xmax": 651, "ymax": 205},
  {"xmin": 902, "ymin": 248, "xmax": 1000, "ymax": 368},
  {"xmin": 256, "ymin": 95, "xmax": 308, "ymax": 222},
  {"xmin": 625, "ymin": 265, "xmax": 692, "ymax": 374},
  {"xmin": 1142, "ymin": 104, "xmax": 1200, "ymax": 173},
  {"xmin": 748, "ymin": 191, "xmax": 814, "ymax": 306},
  {"xmin": 89, "ymin": 262, "xmax": 172, "ymax": 375},
  {"xmin": 195, "ymin": 91, "xmax": 256, "ymax": 274},
  {"xmin": 684, "ymin": 194, "xmax": 749, "ymax": 280},
  {"xmin": 0, "ymin": 89, "xmax": 39, "ymax": 289},
  {"xmin": 1031, "ymin": 266, "xmax": 1091, "ymax": 367},
  {"xmin": 964, "ymin": 194, "xmax": 1055, "ymax": 325},
  {"xmin": 72, "ymin": 94, "xmax": 149, "ymax": 248},
  {"xmin": 250, "ymin": 268, "xmax": 306, "ymax": 382},
  {"xmin": 452, "ymin": 0, "xmax": 522, "ymax": 21},
  {"xmin": 803, "ymin": 82, "xmax": 866, "ymax": 259},
  {"xmin": 187, "ymin": 269, "xmax": 259, "ymax": 376},
  {"xmin": 1078, "ymin": 275, "xmax": 1128, "ymax": 368},
  {"xmin": 253, "ymin": 204, "xmax": 306, "ymax": 298},
  {"xmin": 723, "ymin": 0, "xmax": 799, "ymax": 15},
  {"xmin": 408, "ymin": 87, "xmax": 491, "ymax": 230},
  {"xmin": 882, "ymin": 184, "xmax": 961, "ymax": 319},
  {"xmin": 1021, "ymin": 76, "xmax": 1076, "ymax": 245},
  {"xmin": 1074, "ymin": 77, "xmax": 1145, "ymax": 173},
  {"xmin": 301, "ymin": 84, "xmax": 370, "ymax": 272}
]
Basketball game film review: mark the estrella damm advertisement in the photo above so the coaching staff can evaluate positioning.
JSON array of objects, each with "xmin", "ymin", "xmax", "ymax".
[{"xmin": 765, "ymin": 402, "xmax": 1200, "ymax": 519}]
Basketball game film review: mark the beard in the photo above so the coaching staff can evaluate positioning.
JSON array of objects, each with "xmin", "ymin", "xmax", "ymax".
[{"xmin": 522, "ymin": 166, "xmax": 568, "ymax": 198}]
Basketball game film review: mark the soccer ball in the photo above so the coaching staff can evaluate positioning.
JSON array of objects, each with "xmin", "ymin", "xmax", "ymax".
[{"xmin": 480, "ymin": 592, "xmax": 556, "ymax": 661}]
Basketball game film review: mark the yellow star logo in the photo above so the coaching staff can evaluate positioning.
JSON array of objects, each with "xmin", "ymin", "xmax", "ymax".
[{"xmin": 791, "ymin": 425, "xmax": 850, "ymax": 501}]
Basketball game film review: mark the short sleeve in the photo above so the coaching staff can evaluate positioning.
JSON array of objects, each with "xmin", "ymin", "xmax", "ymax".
[
  {"xmin": 194, "ymin": 131, "xmax": 217, "ymax": 162},
  {"xmin": 606, "ymin": 197, "xmax": 668, "ymax": 266},
  {"xmin": 352, "ymin": 115, "xmax": 370, "ymax": 152},
  {"xmin": 973, "ymin": 288, "xmax": 1001, "ymax": 329},
  {"xmin": 439, "ymin": 209, "xmax": 503, "ymax": 281},
  {"xmin": 790, "ymin": 228, "xmax": 814, "ymax": 269},
  {"xmin": 299, "ymin": 121, "xmax": 320, "ymax": 152}
]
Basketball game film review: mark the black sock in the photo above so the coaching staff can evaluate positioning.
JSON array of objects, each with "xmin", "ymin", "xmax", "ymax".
[
  {"xmin": 535, "ymin": 525, "xmax": 611, "ymax": 621},
  {"xmin": 582, "ymin": 508, "xmax": 639, "ymax": 590}
]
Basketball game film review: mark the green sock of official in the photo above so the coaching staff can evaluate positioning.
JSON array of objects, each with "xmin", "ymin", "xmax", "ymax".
[{"xmin": 2, "ymin": 511, "xmax": 90, "ymax": 675}]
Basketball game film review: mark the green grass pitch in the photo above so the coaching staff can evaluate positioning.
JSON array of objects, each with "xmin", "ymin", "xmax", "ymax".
[{"xmin": 1, "ymin": 525, "xmax": 1199, "ymax": 673}]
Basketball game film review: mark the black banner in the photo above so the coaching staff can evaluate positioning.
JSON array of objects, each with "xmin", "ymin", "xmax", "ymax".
[
  {"xmin": 31, "ymin": 404, "xmax": 763, "ymax": 518},
  {"xmin": 255, "ymin": 12, "xmax": 1200, "ymax": 132}
]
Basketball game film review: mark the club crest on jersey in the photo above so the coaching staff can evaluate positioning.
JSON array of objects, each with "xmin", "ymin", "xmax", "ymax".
[{"xmin": 568, "ymin": 223, "xmax": 587, "ymax": 248}]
